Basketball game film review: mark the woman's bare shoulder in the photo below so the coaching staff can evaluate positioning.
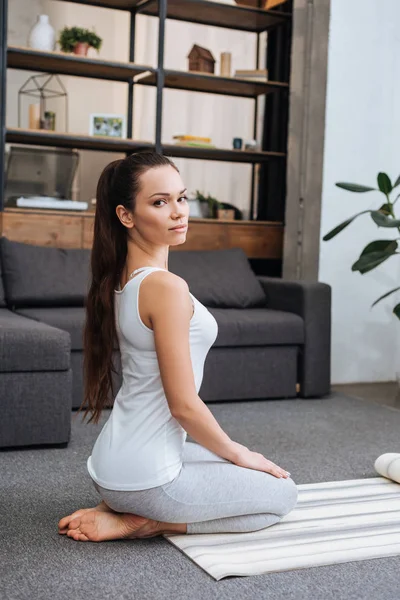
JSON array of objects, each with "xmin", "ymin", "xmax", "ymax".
[
  {"xmin": 140, "ymin": 270, "xmax": 192, "ymax": 324},
  {"xmin": 143, "ymin": 270, "xmax": 187, "ymax": 287},
  {"xmin": 143, "ymin": 269, "xmax": 188, "ymax": 292}
]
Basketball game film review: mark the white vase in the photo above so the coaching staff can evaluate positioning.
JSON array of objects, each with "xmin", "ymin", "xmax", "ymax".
[{"xmin": 27, "ymin": 15, "xmax": 55, "ymax": 52}]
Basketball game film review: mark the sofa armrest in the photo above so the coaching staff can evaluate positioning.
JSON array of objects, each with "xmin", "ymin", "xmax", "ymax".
[{"xmin": 257, "ymin": 276, "xmax": 332, "ymax": 398}]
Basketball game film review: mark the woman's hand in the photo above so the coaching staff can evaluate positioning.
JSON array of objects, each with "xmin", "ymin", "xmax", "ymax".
[{"xmin": 229, "ymin": 442, "xmax": 291, "ymax": 479}]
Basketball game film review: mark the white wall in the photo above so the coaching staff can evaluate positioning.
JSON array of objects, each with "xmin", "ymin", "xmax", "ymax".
[
  {"xmin": 6, "ymin": 0, "xmax": 46, "ymax": 128},
  {"xmin": 319, "ymin": 0, "xmax": 400, "ymax": 384}
]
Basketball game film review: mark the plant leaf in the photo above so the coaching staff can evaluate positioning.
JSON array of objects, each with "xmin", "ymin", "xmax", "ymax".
[
  {"xmin": 377, "ymin": 172, "xmax": 392, "ymax": 194},
  {"xmin": 335, "ymin": 182, "xmax": 376, "ymax": 193},
  {"xmin": 351, "ymin": 240, "xmax": 398, "ymax": 274},
  {"xmin": 372, "ymin": 286, "xmax": 400, "ymax": 307},
  {"xmin": 352, "ymin": 254, "xmax": 393, "ymax": 274},
  {"xmin": 371, "ymin": 211, "xmax": 400, "ymax": 227},
  {"xmin": 393, "ymin": 303, "xmax": 400, "ymax": 320},
  {"xmin": 360, "ymin": 240, "xmax": 398, "ymax": 256},
  {"xmin": 322, "ymin": 210, "xmax": 371, "ymax": 241},
  {"xmin": 393, "ymin": 175, "xmax": 400, "ymax": 188}
]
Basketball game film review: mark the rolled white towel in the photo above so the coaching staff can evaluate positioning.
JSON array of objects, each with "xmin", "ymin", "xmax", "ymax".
[{"xmin": 374, "ymin": 453, "xmax": 400, "ymax": 483}]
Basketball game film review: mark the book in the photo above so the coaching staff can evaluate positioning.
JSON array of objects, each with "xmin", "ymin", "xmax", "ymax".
[
  {"xmin": 174, "ymin": 141, "xmax": 216, "ymax": 148},
  {"xmin": 234, "ymin": 75, "xmax": 268, "ymax": 82},
  {"xmin": 234, "ymin": 68, "xmax": 268, "ymax": 76},
  {"xmin": 173, "ymin": 135, "xmax": 212, "ymax": 143},
  {"xmin": 16, "ymin": 197, "xmax": 88, "ymax": 211}
]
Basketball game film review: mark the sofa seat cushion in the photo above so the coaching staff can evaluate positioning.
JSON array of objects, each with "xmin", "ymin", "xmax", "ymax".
[
  {"xmin": 0, "ymin": 308, "xmax": 70, "ymax": 372},
  {"xmin": 15, "ymin": 307, "xmax": 119, "ymax": 351},
  {"xmin": 15, "ymin": 307, "xmax": 85, "ymax": 351},
  {"xmin": 208, "ymin": 307, "xmax": 304, "ymax": 347}
]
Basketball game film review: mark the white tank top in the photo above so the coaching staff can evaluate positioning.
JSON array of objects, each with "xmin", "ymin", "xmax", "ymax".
[{"xmin": 87, "ymin": 267, "xmax": 218, "ymax": 491}]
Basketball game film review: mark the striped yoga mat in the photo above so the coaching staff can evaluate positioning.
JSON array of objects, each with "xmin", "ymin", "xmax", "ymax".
[{"xmin": 163, "ymin": 477, "xmax": 400, "ymax": 580}]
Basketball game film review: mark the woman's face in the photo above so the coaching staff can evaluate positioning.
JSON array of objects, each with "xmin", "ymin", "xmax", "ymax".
[{"xmin": 129, "ymin": 165, "xmax": 190, "ymax": 246}]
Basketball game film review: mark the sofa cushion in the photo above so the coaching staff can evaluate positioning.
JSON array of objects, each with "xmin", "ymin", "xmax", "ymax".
[
  {"xmin": 169, "ymin": 248, "xmax": 267, "ymax": 308},
  {"xmin": 15, "ymin": 307, "xmax": 119, "ymax": 351},
  {"xmin": 0, "ymin": 308, "xmax": 70, "ymax": 372},
  {"xmin": 208, "ymin": 307, "xmax": 304, "ymax": 347},
  {"xmin": 0, "ymin": 237, "xmax": 91, "ymax": 308}
]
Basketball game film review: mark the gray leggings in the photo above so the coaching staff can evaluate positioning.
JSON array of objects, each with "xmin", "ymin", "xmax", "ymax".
[{"xmin": 92, "ymin": 442, "xmax": 298, "ymax": 534}]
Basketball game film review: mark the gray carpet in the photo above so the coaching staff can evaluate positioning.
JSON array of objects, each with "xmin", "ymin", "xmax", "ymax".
[{"xmin": 1, "ymin": 391, "xmax": 400, "ymax": 600}]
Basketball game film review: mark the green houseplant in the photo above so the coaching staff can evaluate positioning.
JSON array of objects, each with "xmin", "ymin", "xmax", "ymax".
[
  {"xmin": 322, "ymin": 172, "xmax": 400, "ymax": 320},
  {"xmin": 195, "ymin": 190, "xmax": 223, "ymax": 218},
  {"xmin": 58, "ymin": 27, "xmax": 102, "ymax": 55}
]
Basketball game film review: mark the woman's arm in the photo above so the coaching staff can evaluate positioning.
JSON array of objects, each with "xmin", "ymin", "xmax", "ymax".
[{"xmin": 145, "ymin": 272, "xmax": 239, "ymax": 462}]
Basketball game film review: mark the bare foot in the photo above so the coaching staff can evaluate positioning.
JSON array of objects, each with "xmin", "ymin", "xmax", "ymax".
[
  {"xmin": 58, "ymin": 501, "xmax": 114, "ymax": 535},
  {"xmin": 64, "ymin": 508, "xmax": 161, "ymax": 542}
]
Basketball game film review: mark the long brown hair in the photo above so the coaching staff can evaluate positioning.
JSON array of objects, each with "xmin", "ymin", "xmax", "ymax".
[{"xmin": 78, "ymin": 150, "xmax": 179, "ymax": 424}]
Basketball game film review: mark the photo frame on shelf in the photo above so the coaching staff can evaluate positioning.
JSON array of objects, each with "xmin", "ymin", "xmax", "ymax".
[{"xmin": 89, "ymin": 113, "xmax": 127, "ymax": 138}]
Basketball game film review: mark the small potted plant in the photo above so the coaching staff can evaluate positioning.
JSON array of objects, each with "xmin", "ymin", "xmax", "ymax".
[
  {"xmin": 58, "ymin": 26, "xmax": 102, "ymax": 56},
  {"xmin": 195, "ymin": 190, "xmax": 235, "ymax": 220}
]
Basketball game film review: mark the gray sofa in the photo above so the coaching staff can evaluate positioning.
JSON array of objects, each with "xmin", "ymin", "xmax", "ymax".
[{"xmin": 0, "ymin": 236, "xmax": 331, "ymax": 447}]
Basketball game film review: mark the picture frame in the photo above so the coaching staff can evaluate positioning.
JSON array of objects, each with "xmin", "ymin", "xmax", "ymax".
[{"xmin": 89, "ymin": 113, "xmax": 127, "ymax": 138}]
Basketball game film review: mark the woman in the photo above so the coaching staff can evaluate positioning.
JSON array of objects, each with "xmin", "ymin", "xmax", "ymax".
[{"xmin": 58, "ymin": 151, "xmax": 298, "ymax": 542}]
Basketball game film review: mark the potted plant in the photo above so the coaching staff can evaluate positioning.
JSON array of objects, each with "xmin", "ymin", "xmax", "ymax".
[
  {"xmin": 58, "ymin": 26, "xmax": 102, "ymax": 56},
  {"xmin": 322, "ymin": 172, "xmax": 400, "ymax": 320},
  {"xmin": 194, "ymin": 190, "xmax": 232, "ymax": 219}
]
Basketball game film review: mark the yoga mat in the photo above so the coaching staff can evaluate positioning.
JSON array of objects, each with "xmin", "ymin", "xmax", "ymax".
[{"xmin": 163, "ymin": 477, "xmax": 400, "ymax": 580}]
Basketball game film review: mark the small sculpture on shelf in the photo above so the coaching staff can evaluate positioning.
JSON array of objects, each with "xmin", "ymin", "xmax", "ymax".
[
  {"xmin": 188, "ymin": 45, "xmax": 215, "ymax": 74},
  {"xmin": 58, "ymin": 26, "xmax": 102, "ymax": 56},
  {"xmin": 220, "ymin": 52, "xmax": 232, "ymax": 77}
]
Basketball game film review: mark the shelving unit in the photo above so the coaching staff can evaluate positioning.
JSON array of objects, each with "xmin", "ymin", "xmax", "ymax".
[{"xmin": 0, "ymin": 0, "xmax": 292, "ymax": 263}]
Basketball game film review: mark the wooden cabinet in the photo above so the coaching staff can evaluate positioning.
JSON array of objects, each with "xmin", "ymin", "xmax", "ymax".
[{"xmin": 1, "ymin": 208, "xmax": 283, "ymax": 259}]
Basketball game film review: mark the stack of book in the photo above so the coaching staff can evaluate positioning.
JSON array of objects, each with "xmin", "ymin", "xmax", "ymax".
[
  {"xmin": 173, "ymin": 135, "xmax": 216, "ymax": 148},
  {"xmin": 234, "ymin": 68, "xmax": 268, "ymax": 82}
]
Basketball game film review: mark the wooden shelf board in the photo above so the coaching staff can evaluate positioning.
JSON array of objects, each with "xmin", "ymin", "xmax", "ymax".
[
  {"xmin": 137, "ymin": 0, "xmax": 290, "ymax": 32},
  {"xmin": 7, "ymin": 46, "xmax": 153, "ymax": 82},
  {"xmin": 6, "ymin": 129, "xmax": 285, "ymax": 163},
  {"xmin": 54, "ymin": 0, "xmax": 291, "ymax": 31},
  {"xmin": 52, "ymin": 0, "xmax": 141, "ymax": 10},
  {"xmin": 6, "ymin": 128, "xmax": 153, "ymax": 153},
  {"xmin": 162, "ymin": 143, "xmax": 285, "ymax": 163},
  {"xmin": 138, "ymin": 69, "xmax": 288, "ymax": 98}
]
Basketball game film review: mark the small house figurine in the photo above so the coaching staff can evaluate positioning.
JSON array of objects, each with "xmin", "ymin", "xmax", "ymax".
[{"xmin": 188, "ymin": 44, "xmax": 215, "ymax": 74}]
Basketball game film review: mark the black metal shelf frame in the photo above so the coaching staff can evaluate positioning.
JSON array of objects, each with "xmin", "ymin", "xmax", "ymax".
[{"xmin": 0, "ymin": 0, "xmax": 291, "ymax": 217}]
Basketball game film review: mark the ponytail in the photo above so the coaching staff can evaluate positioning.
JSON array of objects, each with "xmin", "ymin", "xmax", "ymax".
[{"xmin": 78, "ymin": 151, "xmax": 178, "ymax": 424}]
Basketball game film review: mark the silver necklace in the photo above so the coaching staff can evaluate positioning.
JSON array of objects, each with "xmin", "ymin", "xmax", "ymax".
[
  {"xmin": 128, "ymin": 267, "xmax": 149, "ymax": 280},
  {"xmin": 128, "ymin": 266, "xmax": 166, "ymax": 280}
]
